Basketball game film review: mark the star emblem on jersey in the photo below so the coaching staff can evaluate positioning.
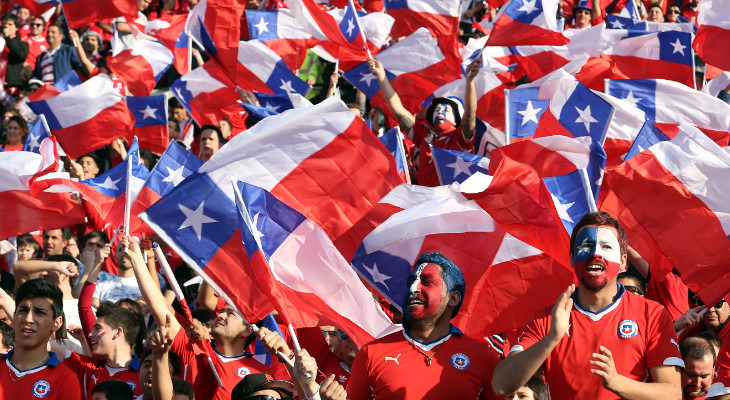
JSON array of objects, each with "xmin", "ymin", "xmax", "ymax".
[
  {"xmin": 618, "ymin": 319, "xmax": 638, "ymax": 339},
  {"xmin": 450, "ymin": 353, "xmax": 470, "ymax": 370},
  {"xmin": 237, "ymin": 367, "xmax": 251, "ymax": 377},
  {"xmin": 32, "ymin": 380, "xmax": 51, "ymax": 398}
]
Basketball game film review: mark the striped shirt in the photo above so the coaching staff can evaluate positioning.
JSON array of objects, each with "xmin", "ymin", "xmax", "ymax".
[{"xmin": 40, "ymin": 46, "xmax": 60, "ymax": 84}]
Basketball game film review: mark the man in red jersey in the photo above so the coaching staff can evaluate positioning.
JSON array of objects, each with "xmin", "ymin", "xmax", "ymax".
[
  {"xmin": 680, "ymin": 336, "xmax": 715, "ymax": 400},
  {"xmin": 493, "ymin": 211, "xmax": 683, "ymax": 400},
  {"xmin": 347, "ymin": 251, "xmax": 500, "ymax": 400},
  {"xmin": 0, "ymin": 279, "xmax": 81, "ymax": 399}
]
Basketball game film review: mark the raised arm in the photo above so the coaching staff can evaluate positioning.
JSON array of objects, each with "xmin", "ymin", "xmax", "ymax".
[
  {"xmin": 74, "ymin": 242, "xmax": 110, "ymax": 299},
  {"xmin": 368, "ymin": 58, "xmax": 415, "ymax": 132},
  {"xmin": 462, "ymin": 59, "xmax": 480, "ymax": 142},
  {"xmin": 149, "ymin": 315, "xmax": 176, "ymax": 400},
  {"xmin": 67, "ymin": 29, "xmax": 95, "ymax": 76},
  {"xmin": 590, "ymin": 348, "xmax": 681, "ymax": 400},
  {"xmin": 492, "ymin": 285, "xmax": 575, "ymax": 396},
  {"xmin": 13, "ymin": 259, "xmax": 77, "ymax": 290}
]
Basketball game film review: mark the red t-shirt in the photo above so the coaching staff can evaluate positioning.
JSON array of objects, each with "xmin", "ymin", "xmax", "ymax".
[
  {"xmin": 194, "ymin": 349, "xmax": 272, "ymax": 400},
  {"xmin": 707, "ymin": 337, "xmax": 730, "ymax": 398},
  {"xmin": 646, "ymin": 271, "xmax": 689, "ymax": 322},
  {"xmin": 348, "ymin": 328, "xmax": 500, "ymax": 400},
  {"xmin": 0, "ymin": 351, "xmax": 82, "ymax": 400},
  {"xmin": 63, "ymin": 351, "xmax": 142, "ymax": 399},
  {"xmin": 513, "ymin": 286, "xmax": 683, "ymax": 399},
  {"xmin": 23, "ymin": 36, "xmax": 48, "ymax": 68},
  {"xmin": 410, "ymin": 121, "xmax": 474, "ymax": 187}
]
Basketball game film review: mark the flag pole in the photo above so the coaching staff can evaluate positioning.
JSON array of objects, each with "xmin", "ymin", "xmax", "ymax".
[
  {"xmin": 152, "ymin": 243, "xmax": 224, "ymax": 387},
  {"xmin": 578, "ymin": 168, "xmax": 598, "ymax": 212},
  {"xmin": 350, "ymin": 0, "xmax": 372, "ymax": 58},
  {"xmin": 504, "ymin": 88, "xmax": 511, "ymax": 145},
  {"xmin": 123, "ymin": 145, "xmax": 134, "ymax": 252},
  {"xmin": 395, "ymin": 127, "xmax": 411, "ymax": 184}
]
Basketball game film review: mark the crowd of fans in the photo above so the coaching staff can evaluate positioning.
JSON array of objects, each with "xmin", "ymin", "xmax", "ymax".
[{"xmin": 0, "ymin": 0, "xmax": 727, "ymax": 399}]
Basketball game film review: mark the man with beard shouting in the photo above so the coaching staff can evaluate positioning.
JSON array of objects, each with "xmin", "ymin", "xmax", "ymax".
[
  {"xmin": 493, "ymin": 211, "xmax": 684, "ymax": 400},
  {"xmin": 347, "ymin": 252, "xmax": 500, "ymax": 399}
]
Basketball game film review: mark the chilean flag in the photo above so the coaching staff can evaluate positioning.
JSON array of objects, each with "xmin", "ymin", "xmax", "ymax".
[
  {"xmin": 486, "ymin": 0, "xmax": 569, "ymax": 47},
  {"xmin": 431, "ymin": 146, "xmax": 489, "ymax": 186},
  {"xmin": 108, "ymin": 39, "xmax": 174, "ymax": 96},
  {"xmin": 126, "ymin": 95, "xmax": 169, "ymax": 155},
  {"xmin": 0, "ymin": 139, "xmax": 85, "ymax": 240},
  {"xmin": 543, "ymin": 169, "xmax": 595, "ymax": 234},
  {"xmin": 592, "ymin": 89, "xmax": 647, "ymax": 167},
  {"xmin": 62, "ymin": 0, "xmax": 137, "ymax": 29},
  {"xmin": 623, "ymin": 121, "xmax": 669, "ymax": 161},
  {"xmin": 13, "ymin": 0, "xmax": 58, "ymax": 19},
  {"xmin": 186, "ymin": 0, "xmax": 245, "ymax": 77},
  {"xmin": 694, "ymin": 0, "xmax": 730, "ymax": 72},
  {"xmin": 342, "ymin": 27, "xmax": 461, "ymax": 117},
  {"xmin": 235, "ymin": 40, "xmax": 311, "ymax": 96},
  {"xmin": 139, "ymin": 98, "xmax": 402, "ymax": 319},
  {"xmin": 27, "ymin": 75, "xmax": 134, "ymax": 159},
  {"xmin": 53, "ymin": 71, "xmax": 84, "ymax": 92},
  {"xmin": 378, "ymin": 127, "xmax": 410, "ymax": 183},
  {"xmin": 384, "ymin": 0, "xmax": 460, "ymax": 38},
  {"xmin": 246, "ymin": 8, "xmax": 317, "ymax": 71},
  {"xmin": 233, "ymin": 181, "xmax": 399, "ymax": 346},
  {"xmin": 506, "ymin": 86, "xmax": 549, "ymax": 141},
  {"xmin": 170, "ymin": 59, "xmax": 242, "ymax": 126},
  {"xmin": 130, "ymin": 142, "xmax": 203, "ymax": 236},
  {"xmin": 22, "ymin": 116, "xmax": 52, "ymax": 154},
  {"xmin": 282, "ymin": 0, "xmax": 370, "ymax": 53},
  {"xmin": 600, "ymin": 124, "xmax": 730, "ymax": 306},
  {"xmin": 350, "ymin": 185, "xmax": 574, "ymax": 338},
  {"xmin": 145, "ymin": 14, "xmax": 190, "ymax": 74},
  {"xmin": 601, "ymin": 30, "xmax": 694, "ymax": 87}
]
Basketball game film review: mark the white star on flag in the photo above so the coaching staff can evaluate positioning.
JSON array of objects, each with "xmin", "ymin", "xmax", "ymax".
[
  {"xmin": 359, "ymin": 72, "xmax": 377, "ymax": 87},
  {"xmin": 96, "ymin": 176, "xmax": 122, "ymax": 191},
  {"xmin": 279, "ymin": 79, "xmax": 295, "ymax": 94},
  {"xmin": 162, "ymin": 166, "xmax": 186, "ymax": 186},
  {"xmin": 446, "ymin": 156, "xmax": 474, "ymax": 178},
  {"xmin": 141, "ymin": 105, "xmax": 158, "ymax": 119},
  {"xmin": 518, "ymin": 0, "xmax": 538, "ymax": 14},
  {"xmin": 363, "ymin": 262, "xmax": 392, "ymax": 290},
  {"xmin": 251, "ymin": 213, "xmax": 265, "ymax": 244},
  {"xmin": 517, "ymin": 100, "xmax": 542, "ymax": 126},
  {"xmin": 178, "ymin": 201, "xmax": 217, "ymax": 241},
  {"xmin": 574, "ymin": 105, "xmax": 598, "ymax": 133},
  {"xmin": 551, "ymin": 194, "xmax": 575, "ymax": 223},
  {"xmin": 670, "ymin": 38, "xmax": 686, "ymax": 55},
  {"xmin": 26, "ymin": 133, "xmax": 41, "ymax": 152},
  {"xmin": 611, "ymin": 19, "xmax": 624, "ymax": 29},
  {"xmin": 263, "ymin": 102, "xmax": 281, "ymax": 112},
  {"xmin": 346, "ymin": 18, "xmax": 355, "ymax": 37},
  {"xmin": 255, "ymin": 17, "xmax": 269, "ymax": 35},
  {"xmin": 622, "ymin": 90, "xmax": 641, "ymax": 108}
]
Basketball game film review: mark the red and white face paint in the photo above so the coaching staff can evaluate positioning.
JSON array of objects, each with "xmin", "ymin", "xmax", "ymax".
[
  {"xmin": 405, "ymin": 263, "xmax": 446, "ymax": 321},
  {"xmin": 572, "ymin": 226, "xmax": 623, "ymax": 291}
]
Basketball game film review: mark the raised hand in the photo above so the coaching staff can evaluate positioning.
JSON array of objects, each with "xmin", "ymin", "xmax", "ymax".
[{"xmin": 549, "ymin": 284, "xmax": 575, "ymax": 341}]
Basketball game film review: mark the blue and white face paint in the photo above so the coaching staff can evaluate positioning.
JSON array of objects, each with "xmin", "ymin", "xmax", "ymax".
[
  {"xmin": 432, "ymin": 103, "xmax": 456, "ymax": 126},
  {"xmin": 408, "ymin": 263, "xmax": 427, "ymax": 299},
  {"xmin": 572, "ymin": 226, "xmax": 623, "ymax": 291}
]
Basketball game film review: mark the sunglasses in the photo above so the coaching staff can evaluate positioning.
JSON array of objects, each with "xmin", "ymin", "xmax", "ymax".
[
  {"xmin": 692, "ymin": 296, "xmax": 726, "ymax": 309},
  {"xmin": 246, "ymin": 396, "xmax": 290, "ymax": 400},
  {"xmin": 624, "ymin": 286, "xmax": 645, "ymax": 296},
  {"xmin": 31, "ymin": 23, "xmax": 44, "ymax": 27},
  {"xmin": 340, "ymin": 331, "xmax": 350, "ymax": 340},
  {"xmin": 668, "ymin": 9, "xmax": 680, "ymax": 13}
]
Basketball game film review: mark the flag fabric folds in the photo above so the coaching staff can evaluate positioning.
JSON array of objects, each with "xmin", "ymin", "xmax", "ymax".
[
  {"xmin": 170, "ymin": 59, "xmax": 242, "ymax": 126},
  {"xmin": 61, "ymin": 0, "xmax": 136, "ymax": 29},
  {"xmin": 383, "ymin": 0, "xmax": 460, "ymax": 38},
  {"xmin": 126, "ymin": 95, "xmax": 169, "ymax": 154},
  {"xmin": 486, "ymin": 0, "xmax": 569, "ymax": 47},
  {"xmin": 108, "ymin": 38, "xmax": 175, "ymax": 96},
  {"xmin": 692, "ymin": 0, "xmax": 730, "ymax": 71}
]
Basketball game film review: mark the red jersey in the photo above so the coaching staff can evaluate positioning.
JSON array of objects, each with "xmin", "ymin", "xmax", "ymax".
[
  {"xmin": 707, "ymin": 337, "xmax": 730, "ymax": 398},
  {"xmin": 348, "ymin": 327, "xmax": 500, "ymax": 400},
  {"xmin": 297, "ymin": 327, "xmax": 350, "ymax": 388},
  {"xmin": 63, "ymin": 351, "xmax": 142, "ymax": 399},
  {"xmin": 0, "ymin": 351, "xmax": 82, "ymax": 400},
  {"xmin": 410, "ymin": 121, "xmax": 474, "ymax": 187},
  {"xmin": 23, "ymin": 36, "xmax": 48, "ymax": 67},
  {"xmin": 194, "ymin": 349, "xmax": 272, "ymax": 400},
  {"xmin": 646, "ymin": 271, "xmax": 689, "ymax": 322},
  {"xmin": 513, "ymin": 285, "xmax": 683, "ymax": 400}
]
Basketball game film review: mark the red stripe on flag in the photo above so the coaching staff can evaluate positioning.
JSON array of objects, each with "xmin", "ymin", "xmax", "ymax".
[
  {"xmin": 0, "ymin": 190, "xmax": 85, "ymax": 240},
  {"xmin": 601, "ymin": 55, "xmax": 694, "ymax": 88},
  {"xmin": 53, "ymin": 101, "xmax": 134, "ymax": 159},
  {"xmin": 108, "ymin": 50, "xmax": 157, "ymax": 96}
]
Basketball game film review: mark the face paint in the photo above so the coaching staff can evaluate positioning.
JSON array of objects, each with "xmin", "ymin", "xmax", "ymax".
[
  {"xmin": 431, "ymin": 102, "xmax": 456, "ymax": 133},
  {"xmin": 404, "ymin": 263, "xmax": 446, "ymax": 321},
  {"xmin": 572, "ymin": 226, "xmax": 623, "ymax": 291}
]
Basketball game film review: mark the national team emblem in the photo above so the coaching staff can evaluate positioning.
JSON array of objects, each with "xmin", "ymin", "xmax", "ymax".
[
  {"xmin": 450, "ymin": 353, "xmax": 470, "ymax": 370},
  {"xmin": 32, "ymin": 380, "xmax": 51, "ymax": 398},
  {"xmin": 618, "ymin": 319, "xmax": 638, "ymax": 339},
  {"xmin": 237, "ymin": 367, "xmax": 251, "ymax": 377},
  {"xmin": 126, "ymin": 381, "xmax": 137, "ymax": 391}
]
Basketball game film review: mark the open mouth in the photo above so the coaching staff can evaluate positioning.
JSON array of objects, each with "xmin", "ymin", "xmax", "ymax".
[
  {"xmin": 408, "ymin": 298, "xmax": 425, "ymax": 306},
  {"xmin": 21, "ymin": 327, "xmax": 35, "ymax": 336}
]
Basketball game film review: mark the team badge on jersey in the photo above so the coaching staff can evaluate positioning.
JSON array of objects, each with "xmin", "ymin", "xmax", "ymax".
[
  {"xmin": 32, "ymin": 380, "xmax": 51, "ymax": 398},
  {"xmin": 237, "ymin": 367, "xmax": 251, "ymax": 377},
  {"xmin": 127, "ymin": 381, "xmax": 137, "ymax": 391},
  {"xmin": 450, "ymin": 353, "xmax": 470, "ymax": 370},
  {"xmin": 618, "ymin": 319, "xmax": 638, "ymax": 338}
]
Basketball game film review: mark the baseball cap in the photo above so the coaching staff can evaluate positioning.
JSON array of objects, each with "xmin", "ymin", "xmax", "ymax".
[{"xmin": 231, "ymin": 373, "xmax": 295, "ymax": 400}]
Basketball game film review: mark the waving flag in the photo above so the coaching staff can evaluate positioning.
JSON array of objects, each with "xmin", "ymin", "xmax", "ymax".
[
  {"xmin": 592, "ymin": 89, "xmax": 647, "ymax": 166},
  {"xmin": 170, "ymin": 59, "xmax": 241, "ymax": 126},
  {"xmin": 506, "ymin": 86, "xmax": 549, "ymax": 141},
  {"xmin": 126, "ymin": 95, "xmax": 169, "ymax": 154},
  {"xmin": 22, "ymin": 116, "xmax": 52, "ymax": 154},
  {"xmin": 233, "ymin": 181, "xmax": 398, "ymax": 347},
  {"xmin": 185, "ymin": 0, "xmax": 245, "ymax": 77},
  {"xmin": 543, "ymin": 169, "xmax": 595, "ymax": 234},
  {"xmin": 235, "ymin": 40, "xmax": 311, "ymax": 96},
  {"xmin": 378, "ymin": 127, "xmax": 410, "ymax": 183},
  {"xmin": 241, "ymin": 92, "xmax": 313, "ymax": 125},
  {"xmin": 338, "ymin": 0, "xmax": 367, "ymax": 50},
  {"xmin": 384, "ymin": 0, "xmax": 460, "ymax": 38},
  {"xmin": 1, "ymin": 139, "xmax": 84, "ymax": 240},
  {"xmin": 140, "ymin": 98, "xmax": 402, "ymax": 320},
  {"xmin": 432, "ymin": 146, "xmax": 489, "ymax": 185},
  {"xmin": 246, "ymin": 8, "xmax": 316, "ymax": 71},
  {"xmin": 13, "ymin": 0, "xmax": 59, "ymax": 18},
  {"xmin": 702, "ymin": 71, "xmax": 730, "ymax": 98},
  {"xmin": 253, "ymin": 314, "xmax": 284, "ymax": 367},
  {"xmin": 332, "ymin": 8, "xmax": 395, "ymax": 68},
  {"xmin": 600, "ymin": 124, "xmax": 730, "ymax": 307},
  {"xmin": 693, "ymin": 0, "xmax": 730, "ymax": 71},
  {"xmin": 131, "ymin": 142, "xmax": 203, "ymax": 236},
  {"xmin": 601, "ymin": 30, "xmax": 694, "ymax": 87},
  {"xmin": 623, "ymin": 121, "xmax": 669, "ymax": 161},
  {"xmin": 62, "ymin": 0, "xmax": 136, "ymax": 29},
  {"xmin": 145, "ymin": 14, "xmax": 190, "ymax": 74},
  {"xmin": 53, "ymin": 71, "xmax": 84, "ymax": 92},
  {"xmin": 283, "ymin": 0, "xmax": 372, "ymax": 53},
  {"xmin": 342, "ymin": 27, "xmax": 461, "ymax": 116},
  {"xmin": 108, "ymin": 38, "xmax": 174, "ymax": 96},
  {"xmin": 486, "ymin": 0, "xmax": 569, "ymax": 46},
  {"xmin": 27, "ymin": 75, "xmax": 134, "ymax": 159}
]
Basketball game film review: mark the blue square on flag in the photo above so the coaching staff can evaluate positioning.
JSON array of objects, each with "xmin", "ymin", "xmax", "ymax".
[
  {"xmin": 658, "ymin": 31, "xmax": 692, "ymax": 66},
  {"xmin": 508, "ymin": 87, "xmax": 549, "ymax": 139},
  {"xmin": 559, "ymin": 83, "xmax": 614, "ymax": 143},
  {"xmin": 247, "ymin": 10, "xmax": 279, "ymax": 42},
  {"xmin": 606, "ymin": 79, "xmax": 656, "ymax": 121},
  {"xmin": 127, "ymin": 95, "xmax": 168, "ymax": 128},
  {"xmin": 339, "ymin": 1, "xmax": 361, "ymax": 43}
]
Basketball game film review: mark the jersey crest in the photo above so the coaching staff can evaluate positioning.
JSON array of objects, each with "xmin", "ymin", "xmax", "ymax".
[
  {"xmin": 618, "ymin": 319, "xmax": 638, "ymax": 339},
  {"xmin": 236, "ymin": 367, "xmax": 251, "ymax": 377},
  {"xmin": 32, "ymin": 380, "xmax": 51, "ymax": 398},
  {"xmin": 450, "ymin": 353, "xmax": 470, "ymax": 370}
]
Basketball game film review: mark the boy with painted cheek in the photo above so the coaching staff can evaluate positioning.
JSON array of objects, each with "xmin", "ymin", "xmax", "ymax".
[{"xmin": 571, "ymin": 226, "xmax": 625, "ymax": 291}]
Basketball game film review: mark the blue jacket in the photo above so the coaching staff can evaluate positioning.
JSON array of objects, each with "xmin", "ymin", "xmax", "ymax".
[{"xmin": 32, "ymin": 43, "xmax": 84, "ymax": 83}]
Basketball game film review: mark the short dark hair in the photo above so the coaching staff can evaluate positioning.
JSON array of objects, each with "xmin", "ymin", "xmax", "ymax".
[
  {"xmin": 200, "ymin": 125, "xmax": 225, "ymax": 145},
  {"xmin": 8, "ymin": 115, "xmax": 29, "ymax": 138},
  {"xmin": 569, "ymin": 211, "xmax": 628, "ymax": 259},
  {"xmin": 617, "ymin": 271, "xmax": 646, "ymax": 295},
  {"xmin": 696, "ymin": 331, "xmax": 722, "ymax": 356},
  {"xmin": 91, "ymin": 380, "xmax": 134, "ymax": 400},
  {"xmin": 648, "ymin": 3, "xmax": 663, "ymax": 12},
  {"xmin": 681, "ymin": 336, "xmax": 717, "ymax": 365},
  {"xmin": 16, "ymin": 279, "xmax": 63, "ymax": 319},
  {"xmin": 2, "ymin": 13, "xmax": 20, "ymax": 27},
  {"xmin": 168, "ymin": 97, "xmax": 184, "ymax": 110},
  {"xmin": 96, "ymin": 302, "xmax": 141, "ymax": 350},
  {"xmin": 114, "ymin": 299, "xmax": 147, "ymax": 356},
  {"xmin": 525, "ymin": 373, "xmax": 549, "ymax": 400},
  {"xmin": 81, "ymin": 230, "xmax": 110, "ymax": 250},
  {"xmin": 172, "ymin": 377, "xmax": 194, "ymax": 399},
  {"xmin": 0, "ymin": 321, "xmax": 15, "ymax": 350},
  {"xmin": 16, "ymin": 234, "xmax": 41, "ymax": 255},
  {"xmin": 44, "ymin": 227, "xmax": 72, "ymax": 242},
  {"xmin": 32, "ymin": 17, "xmax": 46, "ymax": 30},
  {"xmin": 191, "ymin": 308, "xmax": 216, "ymax": 329},
  {"xmin": 78, "ymin": 153, "xmax": 100, "ymax": 166}
]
